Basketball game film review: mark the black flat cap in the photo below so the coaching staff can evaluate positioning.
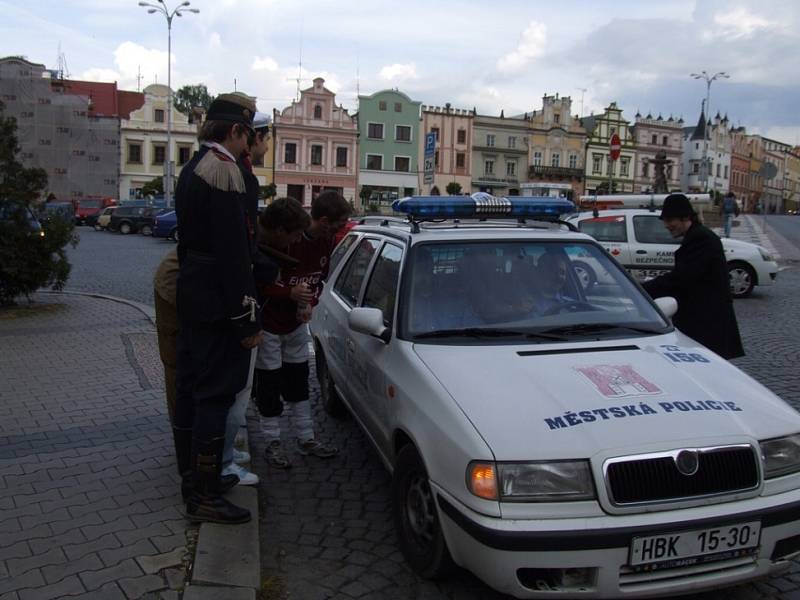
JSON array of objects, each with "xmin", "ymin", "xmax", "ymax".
[{"xmin": 206, "ymin": 93, "xmax": 256, "ymax": 126}]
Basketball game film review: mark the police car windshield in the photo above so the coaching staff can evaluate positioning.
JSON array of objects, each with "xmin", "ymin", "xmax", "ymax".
[{"xmin": 403, "ymin": 240, "xmax": 670, "ymax": 342}]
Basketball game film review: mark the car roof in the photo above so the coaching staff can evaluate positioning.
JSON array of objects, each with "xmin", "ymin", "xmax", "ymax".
[{"xmin": 349, "ymin": 218, "xmax": 594, "ymax": 246}]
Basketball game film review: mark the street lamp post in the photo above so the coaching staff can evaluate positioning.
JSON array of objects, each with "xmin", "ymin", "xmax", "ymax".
[
  {"xmin": 690, "ymin": 70, "xmax": 729, "ymax": 193},
  {"xmin": 139, "ymin": 1, "xmax": 199, "ymax": 207}
]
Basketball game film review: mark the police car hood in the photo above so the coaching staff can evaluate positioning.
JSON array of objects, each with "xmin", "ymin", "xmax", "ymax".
[
  {"xmin": 413, "ymin": 336, "xmax": 800, "ymax": 460},
  {"xmin": 721, "ymin": 238, "xmax": 758, "ymax": 253}
]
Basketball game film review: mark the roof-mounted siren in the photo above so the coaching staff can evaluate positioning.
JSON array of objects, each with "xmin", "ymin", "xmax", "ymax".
[
  {"xmin": 577, "ymin": 193, "xmax": 713, "ymax": 212},
  {"xmin": 391, "ymin": 192, "xmax": 575, "ymax": 220}
]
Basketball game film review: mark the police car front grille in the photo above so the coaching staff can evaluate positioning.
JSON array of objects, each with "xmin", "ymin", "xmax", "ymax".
[{"xmin": 606, "ymin": 446, "xmax": 759, "ymax": 505}]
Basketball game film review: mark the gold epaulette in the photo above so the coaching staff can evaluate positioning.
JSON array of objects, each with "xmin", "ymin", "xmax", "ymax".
[{"xmin": 195, "ymin": 150, "xmax": 245, "ymax": 193}]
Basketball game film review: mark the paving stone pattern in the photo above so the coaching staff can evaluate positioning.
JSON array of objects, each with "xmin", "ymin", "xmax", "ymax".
[
  {"xmin": 252, "ymin": 265, "xmax": 800, "ymax": 599},
  {"xmin": 64, "ymin": 227, "xmax": 175, "ymax": 307},
  {"xmin": 0, "ymin": 294, "xmax": 189, "ymax": 599}
]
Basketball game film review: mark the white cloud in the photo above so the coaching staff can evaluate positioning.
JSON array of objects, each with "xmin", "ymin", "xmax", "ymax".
[
  {"xmin": 497, "ymin": 21, "xmax": 547, "ymax": 74},
  {"xmin": 80, "ymin": 67, "xmax": 121, "ymax": 83},
  {"xmin": 379, "ymin": 63, "xmax": 418, "ymax": 81},
  {"xmin": 209, "ymin": 32, "xmax": 222, "ymax": 50},
  {"xmin": 252, "ymin": 56, "xmax": 279, "ymax": 72},
  {"xmin": 112, "ymin": 41, "xmax": 170, "ymax": 90},
  {"xmin": 712, "ymin": 7, "xmax": 775, "ymax": 39}
]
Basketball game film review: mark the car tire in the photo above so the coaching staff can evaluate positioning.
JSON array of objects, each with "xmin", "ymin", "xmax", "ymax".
[
  {"xmin": 171, "ymin": 228, "xmax": 179, "ymax": 242},
  {"xmin": 93, "ymin": 224, "xmax": 103, "ymax": 231},
  {"xmin": 315, "ymin": 346, "xmax": 347, "ymax": 418},
  {"xmin": 140, "ymin": 224, "xmax": 153, "ymax": 236},
  {"xmin": 728, "ymin": 261, "xmax": 755, "ymax": 298},
  {"xmin": 119, "ymin": 222, "xmax": 132, "ymax": 235},
  {"xmin": 392, "ymin": 445, "xmax": 454, "ymax": 580},
  {"xmin": 572, "ymin": 260, "xmax": 597, "ymax": 290}
]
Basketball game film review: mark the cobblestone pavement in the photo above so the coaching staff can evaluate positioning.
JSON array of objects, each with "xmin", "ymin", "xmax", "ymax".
[
  {"xmin": 0, "ymin": 294, "xmax": 190, "ymax": 600},
  {"xmin": 251, "ymin": 267, "xmax": 800, "ymax": 599},
  {"xmin": 64, "ymin": 227, "xmax": 174, "ymax": 307}
]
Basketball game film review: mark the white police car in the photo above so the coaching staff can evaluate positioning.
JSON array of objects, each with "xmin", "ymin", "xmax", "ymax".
[
  {"xmin": 310, "ymin": 193, "xmax": 800, "ymax": 599},
  {"xmin": 566, "ymin": 208, "xmax": 778, "ymax": 298}
]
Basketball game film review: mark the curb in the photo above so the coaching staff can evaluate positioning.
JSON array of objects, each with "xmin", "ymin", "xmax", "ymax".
[
  {"xmin": 38, "ymin": 288, "xmax": 157, "ymax": 325},
  {"xmin": 36, "ymin": 289, "xmax": 262, "ymax": 599}
]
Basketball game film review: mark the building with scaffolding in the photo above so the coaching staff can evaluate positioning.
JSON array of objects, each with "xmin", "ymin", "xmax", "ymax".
[{"xmin": 0, "ymin": 56, "xmax": 139, "ymax": 202}]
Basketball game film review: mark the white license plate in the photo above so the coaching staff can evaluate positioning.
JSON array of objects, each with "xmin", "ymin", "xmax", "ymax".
[{"xmin": 629, "ymin": 521, "xmax": 761, "ymax": 567}]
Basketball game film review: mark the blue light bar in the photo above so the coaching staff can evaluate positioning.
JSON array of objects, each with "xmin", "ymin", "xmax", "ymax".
[{"xmin": 391, "ymin": 192, "xmax": 575, "ymax": 219}]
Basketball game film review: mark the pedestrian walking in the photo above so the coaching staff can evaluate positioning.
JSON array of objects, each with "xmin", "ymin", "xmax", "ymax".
[
  {"xmin": 642, "ymin": 193, "xmax": 744, "ymax": 359},
  {"xmin": 255, "ymin": 190, "xmax": 351, "ymax": 468},
  {"xmin": 173, "ymin": 92, "xmax": 262, "ymax": 524},
  {"xmin": 722, "ymin": 191, "xmax": 740, "ymax": 238}
]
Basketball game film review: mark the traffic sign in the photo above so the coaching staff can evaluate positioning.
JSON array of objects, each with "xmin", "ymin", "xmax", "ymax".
[
  {"xmin": 609, "ymin": 133, "xmax": 621, "ymax": 161},
  {"xmin": 423, "ymin": 132, "xmax": 436, "ymax": 185}
]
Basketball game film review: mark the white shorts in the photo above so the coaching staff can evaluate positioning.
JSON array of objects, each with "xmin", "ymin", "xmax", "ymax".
[{"xmin": 254, "ymin": 323, "xmax": 310, "ymax": 370}]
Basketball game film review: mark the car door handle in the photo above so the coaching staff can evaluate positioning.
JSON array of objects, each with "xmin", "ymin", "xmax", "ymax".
[{"xmin": 636, "ymin": 250, "xmax": 647, "ymax": 254}]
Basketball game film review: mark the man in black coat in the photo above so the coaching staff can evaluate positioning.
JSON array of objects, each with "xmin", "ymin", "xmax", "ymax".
[
  {"xmin": 173, "ymin": 93, "xmax": 262, "ymax": 524},
  {"xmin": 642, "ymin": 193, "xmax": 744, "ymax": 360}
]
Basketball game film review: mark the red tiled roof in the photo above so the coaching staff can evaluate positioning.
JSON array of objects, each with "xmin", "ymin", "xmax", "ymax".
[
  {"xmin": 118, "ymin": 90, "xmax": 145, "ymax": 119},
  {"xmin": 57, "ymin": 79, "xmax": 119, "ymax": 117}
]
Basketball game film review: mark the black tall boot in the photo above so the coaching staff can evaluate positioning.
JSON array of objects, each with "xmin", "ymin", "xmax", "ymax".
[
  {"xmin": 185, "ymin": 436, "xmax": 250, "ymax": 524},
  {"xmin": 176, "ymin": 426, "xmax": 239, "ymax": 501}
]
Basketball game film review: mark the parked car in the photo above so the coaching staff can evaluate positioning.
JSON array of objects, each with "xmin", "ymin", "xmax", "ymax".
[
  {"xmin": 94, "ymin": 206, "xmax": 117, "ymax": 231},
  {"xmin": 310, "ymin": 193, "xmax": 800, "ymax": 599},
  {"xmin": 39, "ymin": 202, "xmax": 76, "ymax": 225},
  {"xmin": 74, "ymin": 197, "xmax": 116, "ymax": 226},
  {"xmin": 152, "ymin": 210, "xmax": 178, "ymax": 241},
  {"xmin": 108, "ymin": 205, "xmax": 158, "ymax": 235},
  {"xmin": 566, "ymin": 208, "xmax": 779, "ymax": 298},
  {"xmin": 0, "ymin": 202, "xmax": 43, "ymax": 237}
]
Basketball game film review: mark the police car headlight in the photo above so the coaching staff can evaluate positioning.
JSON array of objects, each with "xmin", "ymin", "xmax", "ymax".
[
  {"xmin": 758, "ymin": 246, "xmax": 773, "ymax": 262},
  {"xmin": 467, "ymin": 460, "xmax": 595, "ymax": 501},
  {"xmin": 761, "ymin": 434, "xmax": 800, "ymax": 479}
]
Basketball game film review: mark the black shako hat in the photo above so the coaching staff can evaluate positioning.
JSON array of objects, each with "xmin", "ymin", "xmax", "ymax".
[
  {"xmin": 206, "ymin": 93, "xmax": 256, "ymax": 127},
  {"xmin": 660, "ymin": 193, "xmax": 695, "ymax": 220}
]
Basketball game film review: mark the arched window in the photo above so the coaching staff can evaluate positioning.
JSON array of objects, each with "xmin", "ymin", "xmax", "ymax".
[{"xmin": 313, "ymin": 104, "xmax": 322, "ymax": 119}]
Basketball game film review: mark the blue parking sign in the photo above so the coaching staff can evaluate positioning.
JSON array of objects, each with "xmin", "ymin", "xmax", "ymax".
[{"xmin": 425, "ymin": 132, "xmax": 436, "ymax": 157}]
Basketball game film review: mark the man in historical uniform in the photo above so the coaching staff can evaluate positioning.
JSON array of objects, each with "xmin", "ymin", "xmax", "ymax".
[{"xmin": 172, "ymin": 93, "xmax": 262, "ymax": 524}]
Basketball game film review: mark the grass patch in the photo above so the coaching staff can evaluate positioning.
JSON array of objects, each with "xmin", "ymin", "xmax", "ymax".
[
  {"xmin": 259, "ymin": 575, "xmax": 287, "ymax": 600},
  {"xmin": 0, "ymin": 302, "xmax": 66, "ymax": 320}
]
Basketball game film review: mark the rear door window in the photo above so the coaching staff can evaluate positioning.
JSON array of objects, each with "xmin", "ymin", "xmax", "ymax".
[{"xmin": 333, "ymin": 237, "xmax": 381, "ymax": 307}]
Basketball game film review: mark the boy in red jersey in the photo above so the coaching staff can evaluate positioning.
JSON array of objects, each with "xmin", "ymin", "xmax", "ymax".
[{"xmin": 254, "ymin": 190, "xmax": 351, "ymax": 468}]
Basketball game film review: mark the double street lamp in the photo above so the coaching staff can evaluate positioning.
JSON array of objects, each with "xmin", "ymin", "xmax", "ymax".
[
  {"xmin": 690, "ymin": 70, "xmax": 730, "ymax": 193},
  {"xmin": 139, "ymin": 0, "xmax": 199, "ymax": 207}
]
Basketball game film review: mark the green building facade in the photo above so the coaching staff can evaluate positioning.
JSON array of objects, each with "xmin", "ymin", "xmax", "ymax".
[{"xmin": 357, "ymin": 89, "xmax": 421, "ymax": 207}]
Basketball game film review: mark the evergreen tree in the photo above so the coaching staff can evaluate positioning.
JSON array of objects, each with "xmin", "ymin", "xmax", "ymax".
[{"xmin": 0, "ymin": 101, "xmax": 78, "ymax": 305}]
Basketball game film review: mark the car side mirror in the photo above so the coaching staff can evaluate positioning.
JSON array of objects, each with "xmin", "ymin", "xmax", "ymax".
[
  {"xmin": 654, "ymin": 296, "xmax": 678, "ymax": 319},
  {"xmin": 348, "ymin": 307, "xmax": 390, "ymax": 343}
]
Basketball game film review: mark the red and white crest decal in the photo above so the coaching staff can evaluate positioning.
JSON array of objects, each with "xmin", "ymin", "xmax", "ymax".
[{"xmin": 575, "ymin": 364, "xmax": 661, "ymax": 398}]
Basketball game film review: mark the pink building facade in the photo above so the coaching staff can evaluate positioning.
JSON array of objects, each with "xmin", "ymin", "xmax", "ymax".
[{"xmin": 274, "ymin": 78, "xmax": 358, "ymax": 207}]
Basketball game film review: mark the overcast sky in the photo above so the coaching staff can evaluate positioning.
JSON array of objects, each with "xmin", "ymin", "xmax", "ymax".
[{"xmin": 1, "ymin": 0, "xmax": 797, "ymax": 145}]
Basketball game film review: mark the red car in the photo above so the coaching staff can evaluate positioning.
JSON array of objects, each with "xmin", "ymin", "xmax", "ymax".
[{"xmin": 74, "ymin": 197, "xmax": 117, "ymax": 226}]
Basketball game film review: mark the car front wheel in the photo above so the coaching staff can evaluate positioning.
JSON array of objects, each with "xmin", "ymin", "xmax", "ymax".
[
  {"xmin": 728, "ymin": 261, "xmax": 755, "ymax": 298},
  {"xmin": 119, "ymin": 222, "xmax": 132, "ymax": 235},
  {"xmin": 392, "ymin": 445, "xmax": 454, "ymax": 579},
  {"xmin": 572, "ymin": 260, "xmax": 597, "ymax": 290},
  {"xmin": 170, "ymin": 227, "xmax": 179, "ymax": 242}
]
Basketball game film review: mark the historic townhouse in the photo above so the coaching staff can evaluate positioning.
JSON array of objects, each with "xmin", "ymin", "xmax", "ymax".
[
  {"xmin": 580, "ymin": 102, "xmax": 635, "ymax": 195},
  {"xmin": 274, "ymin": 78, "xmax": 358, "ymax": 207},
  {"xmin": 681, "ymin": 111, "xmax": 732, "ymax": 196},
  {"xmin": 730, "ymin": 127, "xmax": 752, "ymax": 209},
  {"xmin": 527, "ymin": 94, "xmax": 586, "ymax": 197},
  {"xmin": 785, "ymin": 148, "xmax": 800, "ymax": 214},
  {"xmin": 471, "ymin": 111, "xmax": 529, "ymax": 195},
  {"xmin": 419, "ymin": 104, "xmax": 473, "ymax": 194},
  {"xmin": 357, "ymin": 89, "xmax": 421, "ymax": 206},
  {"xmin": 631, "ymin": 112, "xmax": 683, "ymax": 192},
  {"xmin": 120, "ymin": 83, "xmax": 198, "ymax": 201},
  {"xmin": 761, "ymin": 137, "xmax": 793, "ymax": 213}
]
